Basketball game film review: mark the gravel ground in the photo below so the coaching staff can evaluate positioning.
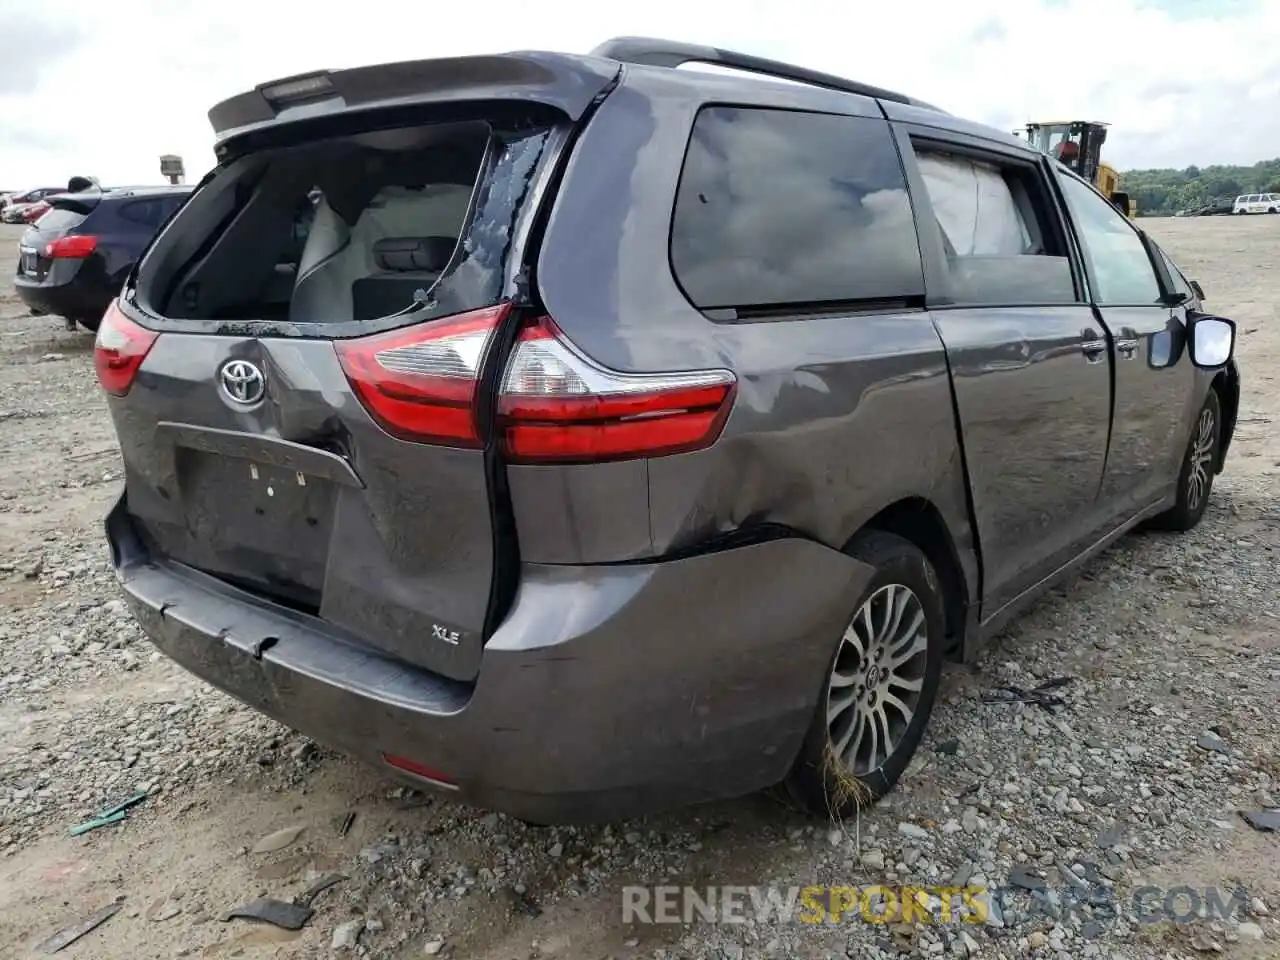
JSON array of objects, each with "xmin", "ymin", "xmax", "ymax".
[{"xmin": 0, "ymin": 216, "xmax": 1277, "ymax": 960}]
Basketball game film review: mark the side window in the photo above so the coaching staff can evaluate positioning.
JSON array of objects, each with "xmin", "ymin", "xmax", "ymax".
[
  {"xmin": 911, "ymin": 147, "xmax": 1076, "ymax": 305},
  {"xmin": 162, "ymin": 196, "xmax": 187, "ymax": 219},
  {"xmin": 1155, "ymin": 245, "xmax": 1192, "ymax": 300},
  {"xmin": 119, "ymin": 199, "xmax": 163, "ymax": 228},
  {"xmin": 1057, "ymin": 173, "xmax": 1161, "ymax": 306},
  {"xmin": 670, "ymin": 107, "xmax": 922, "ymax": 314}
]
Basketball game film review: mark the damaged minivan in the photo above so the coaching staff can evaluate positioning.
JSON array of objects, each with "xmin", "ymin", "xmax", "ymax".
[{"xmin": 98, "ymin": 39, "xmax": 1240, "ymax": 824}]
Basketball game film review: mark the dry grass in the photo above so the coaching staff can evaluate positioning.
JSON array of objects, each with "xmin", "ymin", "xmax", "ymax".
[{"xmin": 823, "ymin": 742, "xmax": 872, "ymax": 818}]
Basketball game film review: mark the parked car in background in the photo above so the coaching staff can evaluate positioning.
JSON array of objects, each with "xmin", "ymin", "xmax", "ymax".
[
  {"xmin": 18, "ymin": 201, "xmax": 51, "ymax": 224},
  {"xmin": 1233, "ymin": 193, "xmax": 1280, "ymax": 215},
  {"xmin": 1180, "ymin": 200, "xmax": 1235, "ymax": 217},
  {"xmin": 14, "ymin": 185, "xmax": 193, "ymax": 331},
  {"xmin": 97, "ymin": 38, "xmax": 1240, "ymax": 824},
  {"xmin": 1, "ymin": 187, "xmax": 63, "ymax": 224}
]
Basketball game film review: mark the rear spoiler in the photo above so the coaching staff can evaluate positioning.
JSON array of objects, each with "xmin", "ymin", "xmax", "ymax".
[
  {"xmin": 207, "ymin": 51, "xmax": 620, "ymax": 148},
  {"xmin": 46, "ymin": 191, "xmax": 102, "ymax": 215}
]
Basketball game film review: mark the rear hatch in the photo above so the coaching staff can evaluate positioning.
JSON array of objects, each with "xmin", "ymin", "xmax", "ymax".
[
  {"xmin": 101, "ymin": 52, "xmax": 618, "ymax": 683},
  {"xmin": 16, "ymin": 193, "xmax": 100, "ymax": 282}
]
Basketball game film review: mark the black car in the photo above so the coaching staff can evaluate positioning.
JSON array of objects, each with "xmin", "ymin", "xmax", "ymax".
[
  {"xmin": 1199, "ymin": 201, "xmax": 1235, "ymax": 216},
  {"xmin": 14, "ymin": 185, "xmax": 193, "ymax": 331}
]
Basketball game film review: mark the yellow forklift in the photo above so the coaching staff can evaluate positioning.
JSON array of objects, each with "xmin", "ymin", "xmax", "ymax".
[{"xmin": 1022, "ymin": 121, "xmax": 1135, "ymax": 218}]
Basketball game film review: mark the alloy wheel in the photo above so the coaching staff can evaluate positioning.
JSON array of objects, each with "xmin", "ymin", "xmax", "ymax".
[
  {"xmin": 1186, "ymin": 407, "xmax": 1216, "ymax": 513},
  {"xmin": 826, "ymin": 584, "xmax": 929, "ymax": 776}
]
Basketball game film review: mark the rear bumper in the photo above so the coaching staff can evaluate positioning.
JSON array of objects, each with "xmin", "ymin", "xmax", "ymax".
[
  {"xmin": 14, "ymin": 267, "xmax": 111, "ymax": 322},
  {"xmin": 107, "ymin": 496, "xmax": 868, "ymax": 823}
]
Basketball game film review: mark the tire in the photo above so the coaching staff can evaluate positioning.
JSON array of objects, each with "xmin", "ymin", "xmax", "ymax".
[
  {"xmin": 784, "ymin": 530, "xmax": 945, "ymax": 820},
  {"xmin": 1148, "ymin": 389, "xmax": 1221, "ymax": 533},
  {"xmin": 75, "ymin": 315, "xmax": 101, "ymax": 333}
]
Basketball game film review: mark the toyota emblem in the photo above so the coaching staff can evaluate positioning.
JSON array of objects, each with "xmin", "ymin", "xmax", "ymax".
[{"xmin": 220, "ymin": 359, "xmax": 266, "ymax": 405}]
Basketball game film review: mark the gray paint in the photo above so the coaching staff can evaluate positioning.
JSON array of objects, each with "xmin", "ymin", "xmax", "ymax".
[
  {"xmin": 102, "ymin": 45, "xmax": 1241, "ymax": 823},
  {"xmin": 109, "ymin": 499, "xmax": 867, "ymax": 822}
]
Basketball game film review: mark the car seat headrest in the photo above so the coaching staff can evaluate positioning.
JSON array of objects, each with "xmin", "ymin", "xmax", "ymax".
[{"xmin": 372, "ymin": 237, "xmax": 456, "ymax": 273}]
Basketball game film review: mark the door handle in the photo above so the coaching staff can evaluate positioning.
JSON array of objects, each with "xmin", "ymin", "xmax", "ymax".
[
  {"xmin": 1080, "ymin": 339, "xmax": 1107, "ymax": 363},
  {"xmin": 1116, "ymin": 338, "xmax": 1139, "ymax": 360}
]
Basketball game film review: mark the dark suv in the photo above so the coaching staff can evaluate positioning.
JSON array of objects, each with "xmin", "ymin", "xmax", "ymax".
[
  {"xmin": 15, "ymin": 185, "xmax": 193, "ymax": 331},
  {"xmin": 96, "ymin": 39, "xmax": 1241, "ymax": 824}
]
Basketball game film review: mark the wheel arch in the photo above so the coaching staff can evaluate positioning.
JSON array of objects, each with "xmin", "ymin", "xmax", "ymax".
[
  {"xmin": 1210, "ymin": 362, "xmax": 1239, "ymax": 473},
  {"xmin": 854, "ymin": 496, "xmax": 972, "ymax": 662}
]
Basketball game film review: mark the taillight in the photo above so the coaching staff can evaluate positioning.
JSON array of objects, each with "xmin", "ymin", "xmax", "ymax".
[
  {"xmin": 497, "ymin": 316, "xmax": 736, "ymax": 464},
  {"xmin": 45, "ymin": 235, "xmax": 97, "ymax": 259},
  {"xmin": 335, "ymin": 306, "xmax": 737, "ymax": 462},
  {"xmin": 94, "ymin": 301, "xmax": 159, "ymax": 397},
  {"xmin": 335, "ymin": 304, "xmax": 511, "ymax": 447}
]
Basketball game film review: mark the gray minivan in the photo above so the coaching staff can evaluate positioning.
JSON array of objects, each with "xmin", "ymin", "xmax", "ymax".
[{"xmin": 96, "ymin": 38, "xmax": 1241, "ymax": 823}]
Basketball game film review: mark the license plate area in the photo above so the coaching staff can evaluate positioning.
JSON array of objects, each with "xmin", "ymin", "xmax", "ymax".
[
  {"xmin": 19, "ymin": 248, "xmax": 38, "ymax": 275},
  {"xmin": 176, "ymin": 450, "xmax": 337, "ymax": 565}
]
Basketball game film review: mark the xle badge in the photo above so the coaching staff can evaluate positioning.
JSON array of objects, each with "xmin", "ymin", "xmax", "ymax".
[{"xmin": 432, "ymin": 624, "xmax": 461, "ymax": 646}]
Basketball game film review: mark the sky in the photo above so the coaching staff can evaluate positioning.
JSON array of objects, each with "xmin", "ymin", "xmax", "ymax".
[{"xmin": 2, "ymin": 0, "xmax": 1278, "ymax": 190}]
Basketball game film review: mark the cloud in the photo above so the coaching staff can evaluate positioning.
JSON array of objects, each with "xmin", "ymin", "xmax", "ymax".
[
  {"xmin": 0, "ymin": 15, "xmax": 83, "ymax": 96},
  {"xmin": 966, "ymin": 18, "xmax": 1008, "ymax": 44},
  {"xmin": 0, "ymin": 0, "xmax": 1277, "ymax": 188}
]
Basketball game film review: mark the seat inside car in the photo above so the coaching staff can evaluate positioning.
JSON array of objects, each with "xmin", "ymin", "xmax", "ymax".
[{"xmin": 289, "ymin": 182, "xmax": 472, "ymax": 324}]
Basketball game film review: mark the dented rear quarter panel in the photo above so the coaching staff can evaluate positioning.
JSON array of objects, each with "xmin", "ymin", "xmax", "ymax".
[{"xmin": 517, "ymin": 66, "xmax": 978, "ymax": 608}]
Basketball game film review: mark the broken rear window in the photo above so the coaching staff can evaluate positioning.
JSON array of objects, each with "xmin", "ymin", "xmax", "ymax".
[{"xmin": 133, "ymin": 115, "xmax": 555, "ymax": 334}]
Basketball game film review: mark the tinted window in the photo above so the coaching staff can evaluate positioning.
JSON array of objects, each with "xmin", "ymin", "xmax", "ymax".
[
  {"xmin": 913, "ymin": 148, "xmax": 1076, "ymax": 305},
  {"xmin": 160, "ymin": 196, "xmax": 188, "ymax": 220},
  {"xmin": 34, "ymin": 208, "xmax": 86, "ymax": 233},
  {"xmin": 671, "ymin": 107, "xmax": 922, "ymax": 311},
  {"xmin": 118, "ymin": 198, "xmax": 167, "ymax": 228},
  {"xmin": 1058, "ymin": 173, "xmax": 1161, "ymax": 305}
]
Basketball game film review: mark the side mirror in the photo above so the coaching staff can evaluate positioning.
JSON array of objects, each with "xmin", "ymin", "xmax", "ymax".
[
  {"xmin": 1187, "ymin": 315, "xmax": 1235, "ymax": 369},
  {"xmin": 1189, "ymin": 279, "xmax": 1206, "ymax": 301}
]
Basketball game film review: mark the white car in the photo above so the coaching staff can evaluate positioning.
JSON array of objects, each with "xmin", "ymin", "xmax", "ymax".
[{"xmin": 1233, "ymin": 193, "xmax": 1280, "ymax": 215}]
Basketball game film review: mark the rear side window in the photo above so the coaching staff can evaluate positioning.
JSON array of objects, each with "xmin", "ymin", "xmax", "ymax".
[
  {"xmin": 119, "ymin": 199, "xmax": 169, "ymax": 228},
  {"xmin": 160, "ymin": 195, "xmax": 189, "ymax": 220},
  {"xmin": 670, "ymin": 107, "xmax": 922, "ymax": 314}
]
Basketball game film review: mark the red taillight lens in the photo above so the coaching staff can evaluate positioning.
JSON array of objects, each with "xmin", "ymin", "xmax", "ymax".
[
  {"xmin": 94, "ymin": 301, "xmax": 159, "ymax": 397},
  {"xmin": 45, "ymin": 234, "xmax": 97, "ymax": 259},
  {"xmin": 497, "ymin": 317, "xmax": 736, "ymax": 464},
  {"xmin": 335, "ymin": 304, "xmax": 511, "ymax": 447},
  {"xmin": 381, "ymin": 753, "xmax": 457, "ymax": 787}
]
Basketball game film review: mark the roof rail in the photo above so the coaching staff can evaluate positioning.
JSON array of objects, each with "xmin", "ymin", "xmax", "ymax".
[{"xmin": 590, "ymin": 36, "xmax": 941, "ymax": 110}]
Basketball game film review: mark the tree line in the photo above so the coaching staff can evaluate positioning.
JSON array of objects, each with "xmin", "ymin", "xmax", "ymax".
[{"xmin": 1122, "ymin": 159, "xmax": 1280, "ymax": 215}]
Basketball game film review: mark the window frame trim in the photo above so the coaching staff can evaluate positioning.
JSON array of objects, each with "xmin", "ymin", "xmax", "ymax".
[{"xmin": 890, "ymin": 122, "xmax": 1088, "ymax": 310}]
